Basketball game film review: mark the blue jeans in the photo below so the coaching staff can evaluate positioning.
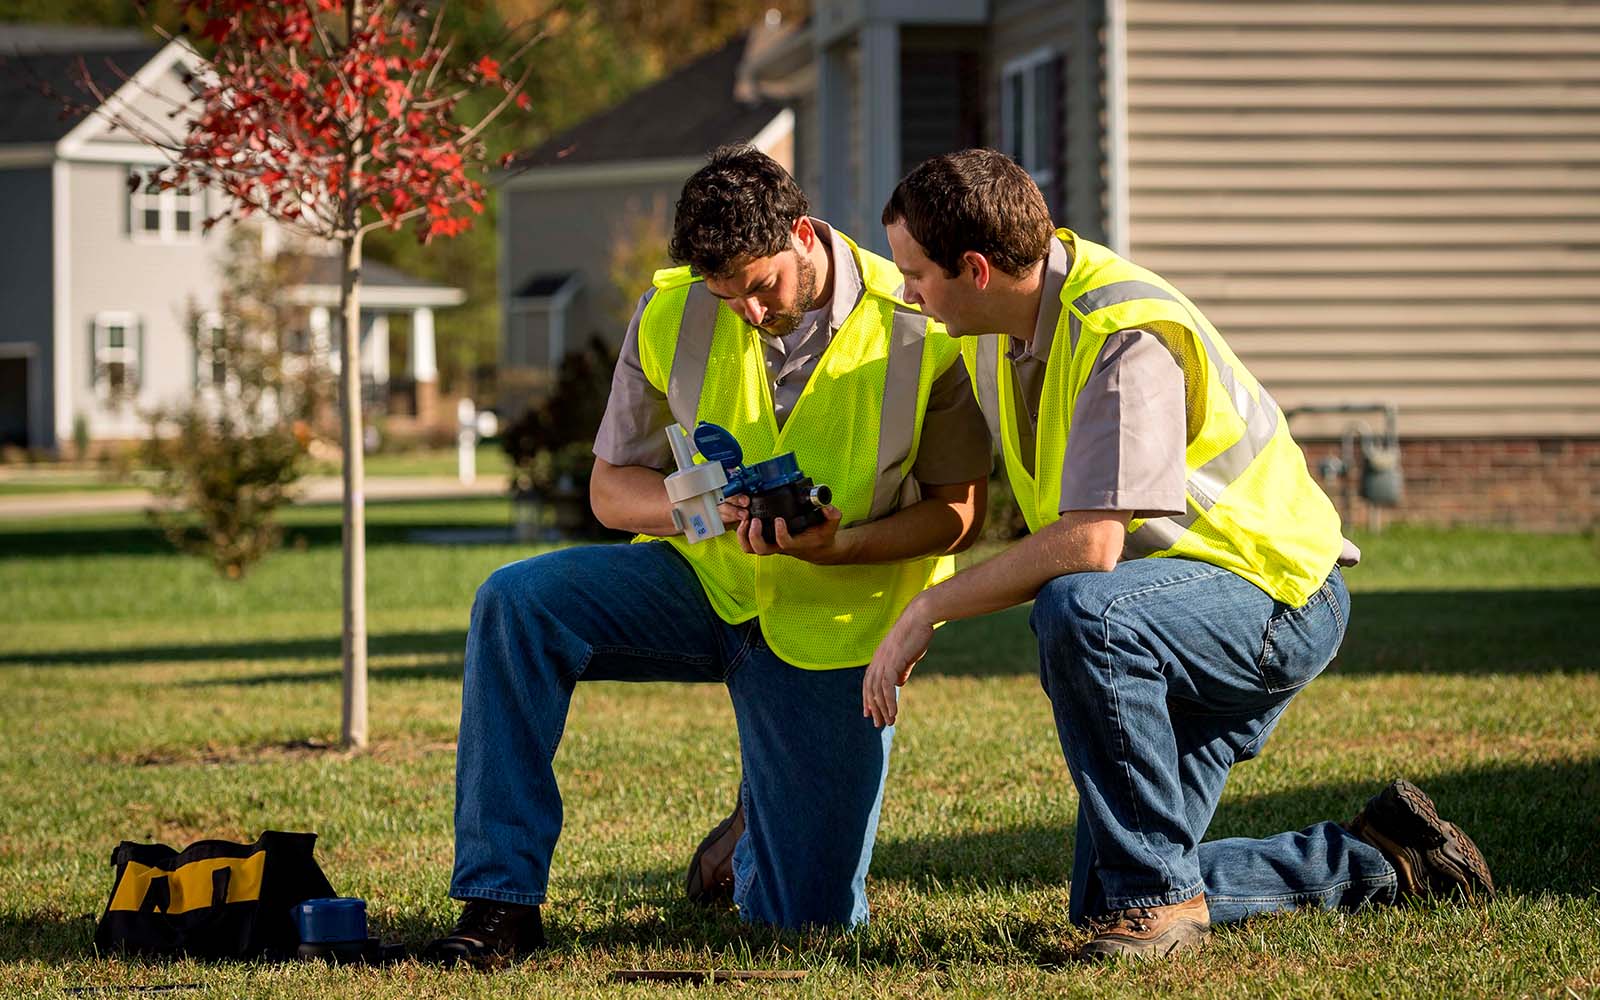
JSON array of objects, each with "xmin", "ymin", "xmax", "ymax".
[
  {"xmin": 449, "ymin": 541, "xmax": 892, "ymax": 929},
  {"xmin": 1031, "ymin": 557, "xmax": 1397, "ymax": 925}
]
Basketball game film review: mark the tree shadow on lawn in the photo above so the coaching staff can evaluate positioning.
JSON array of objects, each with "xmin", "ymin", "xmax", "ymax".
[
  {"xmin": 7, "ymin": 757, "xmax": 1596, "ymax": 966},
  {"xmin": 918, "ymin": 589, "xmax": 1600, "ymax": 679},
  {"xmin": 9, "ymin": 587, "xmax": 1595, "ymax": 679},
  {"xmin": 0, "ymin": 630, "xmax": 468, "ymax": 670},
  {"xmin": 0, "ymin": 498, "xmax": 515, "ymax": 560}
]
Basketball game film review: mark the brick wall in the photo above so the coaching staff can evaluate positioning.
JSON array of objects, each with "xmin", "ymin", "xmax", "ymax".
[{"xmin": 1298, "ymin": 438, "xmax": 1600, "ymax": 533}]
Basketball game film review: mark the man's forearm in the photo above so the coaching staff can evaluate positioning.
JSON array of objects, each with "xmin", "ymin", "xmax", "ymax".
[
  {"xmin": 913, "ymin": 510, "xmax": 1130, "ymax": 625},
  {"xmin": 589, "ymin": 458, "xmax": 677, "ymax": 536},
  {"xmin": 834, "ymin": 480, "xmax": 986, "ymax": 565}
]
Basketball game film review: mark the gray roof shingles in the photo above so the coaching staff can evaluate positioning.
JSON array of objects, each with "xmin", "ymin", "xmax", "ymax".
[
  {"xmin": 508, "ymin": 34, "xmax": 781, "ymax": 171},
  {"xmin": 0, "ymin": 27, "xmax": 164, "ymax": 145}
]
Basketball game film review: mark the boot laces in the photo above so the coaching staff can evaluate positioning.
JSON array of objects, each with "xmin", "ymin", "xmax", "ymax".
[
  {"xmin": 457, "ymin": 901, "xmax": 510, "ymax": 938},
  {"xmin": 1089, "ymin": 906, "xmax": 1157, "ymax": 935}
]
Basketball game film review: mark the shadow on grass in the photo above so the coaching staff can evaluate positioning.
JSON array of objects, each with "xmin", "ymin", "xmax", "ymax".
[
  {"xmin": 9, "ymin": 588, "xmax": 1597, "ymax": 679},
  {"xmin": 0, "ymin": 630, "xmax": 468, "ymax": 669},
  {"xmin": 177, "ymin": 659, "xmax": 465, "ymax": 687},
  {"xmin": 0, "ymin": 498, "xmax": 518, "ymax": 560},
  {"xmin": 0, "ymin": 909, "xmax": 96, "ymax": 964},
  {"xmin": 916, "ymin": 589, "xmax": 1600, "ymax": 679},
  {"xmin": 865, "ymin": 755, "xmax": 1600, "ymax": 899}
]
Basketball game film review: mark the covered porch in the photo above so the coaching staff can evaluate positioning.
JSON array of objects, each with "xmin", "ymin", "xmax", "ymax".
[{"xmin": 293, "ymin": 257, "xmax": 466, "ymax": 425}]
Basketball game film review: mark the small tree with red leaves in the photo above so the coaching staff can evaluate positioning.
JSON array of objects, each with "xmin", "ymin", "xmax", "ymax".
[{"xmin": 77, "ymin": 0, "xmax": 541, "ymax": 748}]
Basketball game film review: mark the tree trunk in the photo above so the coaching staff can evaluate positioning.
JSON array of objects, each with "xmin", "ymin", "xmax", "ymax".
[{"xmin": 338, "ymin": 231, "xmax": 368, "ymax": 749}]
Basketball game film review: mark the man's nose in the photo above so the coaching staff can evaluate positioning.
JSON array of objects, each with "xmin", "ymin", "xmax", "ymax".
[
  {"xmin": 737, "ymin": 297, "xmax": 766, "ymax": 326},
  {"xmin": 903, "ymin": 287, "xmax": 923, "ymax": 306}
]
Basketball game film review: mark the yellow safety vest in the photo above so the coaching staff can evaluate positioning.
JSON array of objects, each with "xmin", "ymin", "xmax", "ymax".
[
  {"xmin": 964, "ymin": 229, "xmax": 1342, "ymax": 607},
  {"xmin": 638, "ymin": 231, "xmax": 963, "ymax": 668}
]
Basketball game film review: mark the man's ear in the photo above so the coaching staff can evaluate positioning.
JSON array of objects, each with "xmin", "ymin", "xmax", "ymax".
[
  {"xmin": 792, "ymin": 215, "xmax": 817, "ymax": 252},
  {"xmin": 961, "ymin": 250, "xmax": 993, "ymax": 291}
]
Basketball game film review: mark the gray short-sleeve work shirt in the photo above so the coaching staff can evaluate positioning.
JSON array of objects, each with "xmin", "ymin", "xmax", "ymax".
[
  {"xmin": 1008, "ymin": 238, "xmax": 1189, "ymax": 519},
  {"xmin": 593, "ymin": 219, "xmax": 992, "ymax": 486}
]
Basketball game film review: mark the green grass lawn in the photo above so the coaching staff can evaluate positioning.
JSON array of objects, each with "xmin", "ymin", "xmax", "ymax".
[
  {"xmin": 308, "ymin": 444, "xmax": 511, "ymax": 480},
  {"xmin": 0, "ymin": 446, "xmax": 509, "ymax": 498},
  {"xmin": 1, "ymin": 503, "xmax": 1597, "ymax": 998}
]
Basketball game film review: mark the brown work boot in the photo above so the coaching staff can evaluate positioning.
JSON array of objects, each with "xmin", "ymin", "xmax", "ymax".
[
  {"xmin": 1347, "ymin": 778, "xmax": 1494, "ymax": 904},
  {"xmin": 1078, "ymin": 892, "xmax": 1209, "ymax": 961},
  {"xmin": 422, "ymin": 900, "xmax": 545, "ymax": 968},
  {"xmin": 684, "ymin": 799, "xmax": 744, "ymax": 905}
]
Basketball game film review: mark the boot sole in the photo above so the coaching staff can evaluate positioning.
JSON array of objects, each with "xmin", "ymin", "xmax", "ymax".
[
  {"xmin": 684, "ymin": 803, "xmax": 743, "ymax": 904},
  {"xmin": 1369, "ymin": 780, "xmax": 1494, "ymax": 903},
  {"xmin": 1077, "ymin": 922, "xmax": 1207, "ymax": 962}
]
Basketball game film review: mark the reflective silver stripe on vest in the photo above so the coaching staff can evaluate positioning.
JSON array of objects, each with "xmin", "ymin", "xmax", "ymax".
[
  {"xmin": 1069, "ymin": 276, "xmax": 1283, "ymax": 549},
  {"xmin": 974, "ymin": 335, "xmax": 1004, "ymax": 447},
  {"xmin": 868, "ymin": 308, "xmax": 935, "ymax": 519},
  {"xmin": 665, "ymin": 282, "xmax": 720, "ymax": 428},
  {"xmin": 1124, "ymin": 507, "xmax": 1198, "ymax": 558},
  {"xmin": 1072, "ymin": 280, "xmax": 1175, "ymax": 317},
  {"xmin": 1187, "ymin": 384, "xmax": 1280, "ymax": 511}
]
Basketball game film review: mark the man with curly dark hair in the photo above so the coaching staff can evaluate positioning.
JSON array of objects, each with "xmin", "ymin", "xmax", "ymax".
[{"xmin": 426, "ymin": 145, "xmax": 993, "ymax": 965}]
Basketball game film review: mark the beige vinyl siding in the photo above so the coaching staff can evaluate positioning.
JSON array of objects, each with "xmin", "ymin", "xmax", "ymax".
[{"xmin": 1123, "ymin": 0, "xmax": 1600, "ymax": 438}]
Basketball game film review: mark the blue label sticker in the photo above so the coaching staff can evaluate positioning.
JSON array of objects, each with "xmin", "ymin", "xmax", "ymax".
[{"xmin": 690, "ymin": 514, "xmax": 708, "ymax": 537}]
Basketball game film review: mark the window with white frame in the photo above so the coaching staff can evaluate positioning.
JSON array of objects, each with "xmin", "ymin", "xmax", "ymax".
[
  {"xmin": 1001, "ymin": 48, "xmax": 1061, "ymax": 207},
  {"xmin": 92, "ymin": 313, "xmax": 141, "ymax": 403},
  {"xmin": 129, "ymin": 170, "xmax": 201, "ymax": 242}
]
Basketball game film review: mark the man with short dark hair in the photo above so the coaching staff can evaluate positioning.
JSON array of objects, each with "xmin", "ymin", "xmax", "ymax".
[
  {"xmin": 861, "ymin": 149, "xmax": 1492, "ymax": 961},
  {"xmin": 424, "ymin": 145, "xmax": 991, "ymax": 965}
]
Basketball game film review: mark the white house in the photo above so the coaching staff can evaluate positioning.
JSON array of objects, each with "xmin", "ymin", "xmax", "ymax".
[{"xmin": 0, "ymin": 25, "xmax": 464, "ymax": 452}]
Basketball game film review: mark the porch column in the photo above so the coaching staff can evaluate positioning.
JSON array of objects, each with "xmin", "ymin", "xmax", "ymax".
[
  {"xmin": 310, "ymin": 306, "xmax": 334, "ymax": 374},
  {"xmin": 859, "ymin": 20, "xmax": 900, "ymax": 257},
  {"xmin": 367, "ymin": 313, "xmax": 390, "ymax": 385},
  {"xmin": 412, "ymin": 306, "xmax": 438, "ymax": 425}
]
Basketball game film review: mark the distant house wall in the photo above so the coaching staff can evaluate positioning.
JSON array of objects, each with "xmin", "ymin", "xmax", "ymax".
[
  {"xmin": 0, "ymin": 166, "xmax": 55, "ymax": 449},
  {"xmin": 1119, "ymin": 0, "xmax": 1600, "ymax": 442},
  {"xmin": 501, "ymin": 175, "xmax": 684, "ymax": 355},
  {"xmin": 64, "ymin": 159, "xmax": 223, "ymax": 439}
]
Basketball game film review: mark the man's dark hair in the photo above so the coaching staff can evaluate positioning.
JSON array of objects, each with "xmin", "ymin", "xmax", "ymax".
[
  {"xmin": 881, "ymin": 149, "xmax": 1053, "ymax": 278},
  {"xmin": 668, "ymin": 145, "xmax": 809, "ymax": 278}
]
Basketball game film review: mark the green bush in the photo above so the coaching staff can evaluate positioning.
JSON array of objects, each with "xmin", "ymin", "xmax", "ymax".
[
  {"xmin": 143, "ymin": 413, "xmax": 307, "ymax": 578},
  {"xmin": 500, "ymin": 336, "xmax": 616, "ymax": 538}
]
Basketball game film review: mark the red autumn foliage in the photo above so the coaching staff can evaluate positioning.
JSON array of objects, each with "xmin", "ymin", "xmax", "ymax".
[{"xmin": 91, "ymin": 0, "xmax": 540, "ymax": 245}]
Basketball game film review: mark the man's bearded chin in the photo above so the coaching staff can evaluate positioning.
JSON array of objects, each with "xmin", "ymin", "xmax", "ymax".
[{"xmin": 761, "ymin": 252, "xmax": 819, "ymax": 336}]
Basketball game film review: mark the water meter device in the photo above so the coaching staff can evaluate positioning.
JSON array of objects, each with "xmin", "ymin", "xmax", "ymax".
[{"xmin": 692, "ymin": 422, "xmax": 831, "ymax": 545}]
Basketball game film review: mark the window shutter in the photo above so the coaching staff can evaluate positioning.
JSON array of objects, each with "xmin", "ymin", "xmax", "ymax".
[{"xmin": 134, "ymin": 319, "xmax": 145, "ymax": 395}]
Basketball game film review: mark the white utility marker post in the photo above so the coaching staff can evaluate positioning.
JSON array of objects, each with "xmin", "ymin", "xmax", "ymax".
[
  {"xmin": 458, "ymin": 397, "xmax": 477, "ymax": 485},
  {"xmin": 457, "ymin": 399, "xmax": 498, "ymax": 485}
]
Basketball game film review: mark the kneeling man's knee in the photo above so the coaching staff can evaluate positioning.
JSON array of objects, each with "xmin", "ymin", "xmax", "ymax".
[{"xmin": 1031, "ymin": 572, "xmax": 1115, "ymax": 648}]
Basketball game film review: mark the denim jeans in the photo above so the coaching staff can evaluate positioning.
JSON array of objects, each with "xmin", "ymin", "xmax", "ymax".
[
  {"xmin": 449, "ymin": 541, "xmax": 892, "ymax": 929},
  {"xmin": 1030, "ymin": 557, "xmax": 1397, "ymax": 925}
]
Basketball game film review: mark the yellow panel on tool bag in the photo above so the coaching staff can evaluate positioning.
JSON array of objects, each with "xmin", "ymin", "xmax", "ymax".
[{"xmin": 108, "ymin": 853, "xmax": 266, "ymax": 914}]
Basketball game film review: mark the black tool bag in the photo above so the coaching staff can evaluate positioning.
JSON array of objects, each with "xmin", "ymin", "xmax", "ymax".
[{"xmin": 93, "ymin": 830, "xmax": 336, "ymax": 960}]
